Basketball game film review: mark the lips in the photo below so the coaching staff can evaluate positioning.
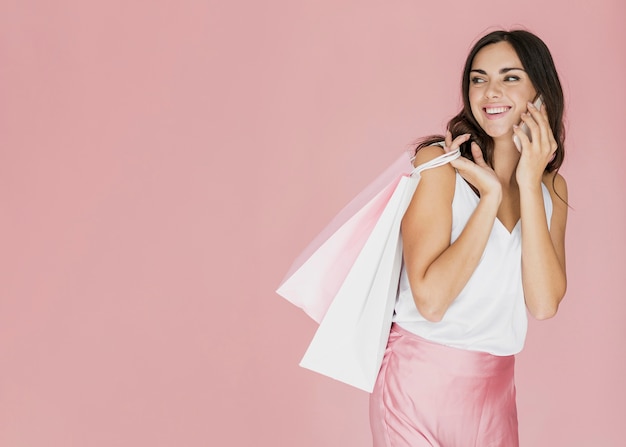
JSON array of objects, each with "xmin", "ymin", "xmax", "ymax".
[
  {"xmin": 485, "ymin": 106, "xmax": 510, "ymax": 114},
  {"xmin": 482, "ymin": 105, "xmax": 511, "ymax": 120}
]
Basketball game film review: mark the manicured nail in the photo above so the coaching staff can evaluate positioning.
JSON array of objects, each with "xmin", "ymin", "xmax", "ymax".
[{"xmin": 527, "ymin": 101, "xmax": 535, "ymax": 108}]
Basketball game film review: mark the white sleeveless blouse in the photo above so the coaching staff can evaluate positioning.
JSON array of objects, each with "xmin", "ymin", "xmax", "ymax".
[{"xmin": 393, "ymin": 172, "xmax": 553, "ymax": 356}]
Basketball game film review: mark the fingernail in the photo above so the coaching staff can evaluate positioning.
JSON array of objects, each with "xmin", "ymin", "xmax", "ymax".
[
  {"xmin": 527, "ymin": 101, "xmax": 535, "ymax": 108},
  {"xmin": 513, "ymin": 124, "xmax": 519, "ymax": 130}
]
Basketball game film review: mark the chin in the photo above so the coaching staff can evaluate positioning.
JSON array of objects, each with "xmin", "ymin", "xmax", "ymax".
[{"xmin": 481, "ymin": 128, "xmax": 509, "ymax": 139}]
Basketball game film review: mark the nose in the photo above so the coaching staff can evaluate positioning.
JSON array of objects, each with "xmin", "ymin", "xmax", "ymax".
[{"xmin": 484, "ymin": 82, "xmax": 502, "ymax": 99}]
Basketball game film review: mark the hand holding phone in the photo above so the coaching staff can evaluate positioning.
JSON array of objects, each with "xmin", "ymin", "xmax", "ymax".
[{"xmin": 513, "ymin": 95, "xmax": 543, "ymax": 151}]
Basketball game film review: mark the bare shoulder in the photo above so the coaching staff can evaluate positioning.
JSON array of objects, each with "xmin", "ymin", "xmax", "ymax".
[
  {"xmin": 413, "ymin": 144, "xmax": 446, "ymax": 167},
  {"xmin": 407, "ymin": 144, "xmax": 456, "ymax": 215},
  {"xmin": 542, "ymin": 171, "xmax": 569, "ymax": 204},
  {"xmin": 543, "ymin": 171, "xmax": 568, "ymax": 239},
  {"xmin": 413, "ymin": 144, "xmax": 456, "ymax": 186}
]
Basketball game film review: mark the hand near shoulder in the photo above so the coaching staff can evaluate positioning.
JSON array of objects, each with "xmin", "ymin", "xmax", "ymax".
[{"xmin": 443, "ymin": 132, "xmax": 502, "ymax": 203}]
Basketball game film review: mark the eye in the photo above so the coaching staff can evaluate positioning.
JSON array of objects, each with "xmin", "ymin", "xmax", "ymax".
[
  {"xmin": 504, "ymin": 75, "xmax": 520, "ymax": 82},
  {"xmin": 470, "ymin": 77, "xmax": 486, "ymax": 84}
]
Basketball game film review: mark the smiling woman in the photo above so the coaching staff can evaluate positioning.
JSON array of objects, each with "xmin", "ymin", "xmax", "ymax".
[
  {"xmin": 369, "ymin": 29, "xmax": 568, "ymax": 447},
  {"xmin": 468, "ymin": 43, "xmax": 538, "ymax": 142}
]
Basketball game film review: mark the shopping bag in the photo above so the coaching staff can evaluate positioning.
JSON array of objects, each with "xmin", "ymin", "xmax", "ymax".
[
  {"xmin": 276, "ymin": 153, "xmax": 413, "ymax": 323},
  {"xmin": 279, "ymin": 148, "xmax": 460, "ymax": 392}
]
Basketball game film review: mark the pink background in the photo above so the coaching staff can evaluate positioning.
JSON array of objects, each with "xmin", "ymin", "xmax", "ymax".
[{"xmin": 1, "ymin": 1, "xmax": 624, "ymax": 446}]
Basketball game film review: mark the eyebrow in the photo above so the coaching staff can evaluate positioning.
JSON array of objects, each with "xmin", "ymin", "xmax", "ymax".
[{"xmin": 470, "ymin": 67, "xmax": 526, "ymax": 74}]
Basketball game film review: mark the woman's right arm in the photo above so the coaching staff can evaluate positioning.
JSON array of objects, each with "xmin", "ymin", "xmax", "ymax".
[{"xmin": 402, "ymin": 135, "xmax": 502, "ymax": 322}]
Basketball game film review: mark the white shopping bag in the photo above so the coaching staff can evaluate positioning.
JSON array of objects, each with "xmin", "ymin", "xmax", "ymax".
[
  {"xmin": 277, "ymin": 153, "xmax": 413, "ymax": 323},
  {"xmin": 279, "ymin": 148, "xmax": 460, "ymax": 392},
  {"xmin": 277, "ymin": 172, "xmax": 406, "ymax": 323}
]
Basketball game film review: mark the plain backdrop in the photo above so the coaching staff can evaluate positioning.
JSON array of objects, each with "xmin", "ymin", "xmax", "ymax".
[{"xmin": 1, "ymin": 0, "xmax": 624, "ymax": 446}]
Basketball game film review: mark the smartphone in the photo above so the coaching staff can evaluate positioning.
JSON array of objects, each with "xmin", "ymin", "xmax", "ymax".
[{"xmin": 513, "ymin": 95, "xmax": 543, "ymax": 151}]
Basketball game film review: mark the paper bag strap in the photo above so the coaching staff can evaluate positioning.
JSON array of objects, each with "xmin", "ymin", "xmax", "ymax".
[{"xmin": 409, "ymin": 146, "xmax": 461, "ymax": 177}]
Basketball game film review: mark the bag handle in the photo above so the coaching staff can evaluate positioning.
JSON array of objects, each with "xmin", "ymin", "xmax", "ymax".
[{"xmin": 409, "ymin": 147, "xmax": 461, "ymax": 177}]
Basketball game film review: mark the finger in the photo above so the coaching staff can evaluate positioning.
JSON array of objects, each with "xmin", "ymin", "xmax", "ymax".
[
  {"xmin": 470, "ymin": 142, "xmax": 487, "ymax": 167},
  {"xmin": 444, "ymin": 132, "xmax": 470, "ymax": 153},
  {"xmin": 454, "ymin": 133, "xmax": 471, "ymax": 145},
  {"xmin": 449, "ymin": 153, "xmax": 476, "ymax": 172},
  {"xmin": 527, "ymin": 101, "xmax": 556, "ymax": 155},
  {"xmin": 526, "ymin": 101, "xmax": 553, "ymax": 147},
  {"xmin": 519, "ymin": 111, "xmax": 541, "ymax": 145},
  {"xmin": 450, "ymin": 133, "xmax": 471, "ymax": 150},
  {"xmin": 548, "ymin": 136, "xmax": 558, "ymax": 160},
  {"xmin": 512, "ymin": 123, "xmax": 531, "ymax": 150},
  {"xmin": 531, "ymin": 98, "xmax": 551, "ymax": 126},
  {"xmin": 444, "ymin": 130, "xmax": 452, "ymax": 149}
]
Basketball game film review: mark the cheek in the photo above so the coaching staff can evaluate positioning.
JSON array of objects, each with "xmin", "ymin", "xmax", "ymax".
[
  {"xmin": 468, "ymin": 88, "xmax": 481, "ymax": 103},
  {"xmin": 468, "ymin": 93, "xmax": 482, "ymax": 118},
  {"xmin": 519, "ymin": 87, "xmax": 538, "ymax": 104}
]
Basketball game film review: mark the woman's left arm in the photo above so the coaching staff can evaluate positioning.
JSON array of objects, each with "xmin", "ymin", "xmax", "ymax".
[
  {"xmin": 515, "ymin": 101, "xmax": 568, "ymax": 320},
  {"xmin": 519, "ymin": 172, "xmax": 568, "ymax": 319}
]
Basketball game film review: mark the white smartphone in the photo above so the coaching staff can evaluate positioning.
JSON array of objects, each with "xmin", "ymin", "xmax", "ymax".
[{"xmin": 513, "ymin": 95, "xmax": 543, "ymax": 151}]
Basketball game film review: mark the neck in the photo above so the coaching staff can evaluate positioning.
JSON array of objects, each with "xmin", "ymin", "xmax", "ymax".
[{"xmin": 491, "ymin": 137, "xmax": 520, "ymax": 186}]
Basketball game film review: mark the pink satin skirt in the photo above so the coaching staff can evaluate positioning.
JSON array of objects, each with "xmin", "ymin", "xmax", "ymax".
[{"xmin": 370, "ymin": 324, "xmax": 519, "ymax": 447}]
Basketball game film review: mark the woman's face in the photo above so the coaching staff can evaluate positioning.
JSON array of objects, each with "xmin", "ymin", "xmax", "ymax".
[{"xmin": 468, "ymin": 41, "xmax": 537, "ymax": 144}]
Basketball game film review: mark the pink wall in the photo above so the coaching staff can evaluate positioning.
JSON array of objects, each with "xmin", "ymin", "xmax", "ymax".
[{"xmin": 1, "ymin": 1, "xmax": 624, "ymax": 446}]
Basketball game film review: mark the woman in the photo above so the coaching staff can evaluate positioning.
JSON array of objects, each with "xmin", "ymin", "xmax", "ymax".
[{"xmin": 369, "ymin": 30, "xmax": 568, "ymax": 446}]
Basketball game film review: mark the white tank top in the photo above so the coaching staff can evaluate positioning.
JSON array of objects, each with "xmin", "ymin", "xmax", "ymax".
[{"xmin": 393, "ymin": 171, "xmax": 553, "ymax": 355}]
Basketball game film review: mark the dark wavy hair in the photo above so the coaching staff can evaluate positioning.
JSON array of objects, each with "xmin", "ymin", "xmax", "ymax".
[{"xmin": 417, "ymin": 29, "xmax": 565, "ymax": 174}]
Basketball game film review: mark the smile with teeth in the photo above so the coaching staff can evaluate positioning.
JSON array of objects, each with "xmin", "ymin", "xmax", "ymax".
[{"xmin": 485, "ymin": 106, "xmax": 511, "ymax": 115}]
